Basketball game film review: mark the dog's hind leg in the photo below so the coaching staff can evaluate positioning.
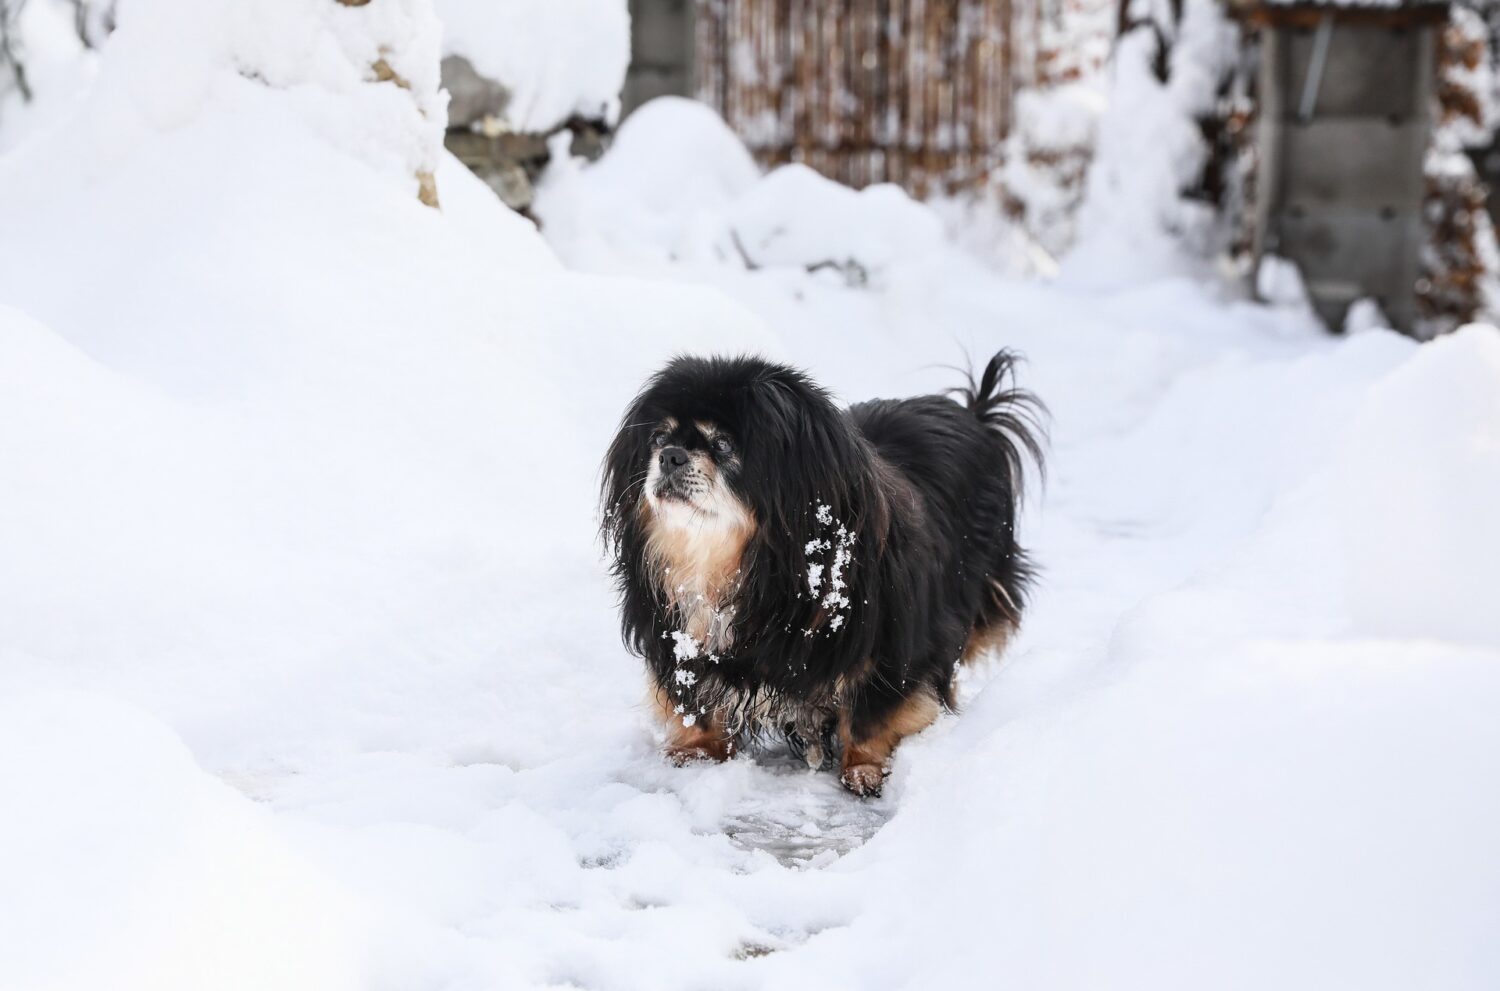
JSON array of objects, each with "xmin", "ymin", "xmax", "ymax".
[
  {"xmin": 961, "ymin": 615, "xmax": 1015, "ymax": 665},
  {"xmin": 837, "ymin": 683, "xmax": 942, "ymax": 797},
  {"xmin": 961, "ymin": 575, "xmax": 1023, "ymax": 665}
]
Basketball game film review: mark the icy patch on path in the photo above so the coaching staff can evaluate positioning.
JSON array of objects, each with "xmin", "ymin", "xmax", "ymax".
[{"xmin": 720, "ymin": 751, "xmax": 894, "ymax": 868}]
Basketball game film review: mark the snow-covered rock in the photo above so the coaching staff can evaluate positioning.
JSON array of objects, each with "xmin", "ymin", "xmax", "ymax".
[
  {"xmin": 432, "ymin": 1, "xmax": 628, "ymax": 213},
  {"xmin": 434, "ymin": 0, "xmax": 629, "ymax": 133}
]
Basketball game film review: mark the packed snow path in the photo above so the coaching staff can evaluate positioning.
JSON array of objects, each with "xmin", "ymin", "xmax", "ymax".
[{"xmin": 2, "ymin": 81, "xmax": 1498, "ymax": 991}]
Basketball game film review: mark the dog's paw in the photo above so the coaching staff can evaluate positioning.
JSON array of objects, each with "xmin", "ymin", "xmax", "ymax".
[
  {"xmin": 665, "ymin": 744, "xmax": 729, "ymax": 766},
  {"xmin": 840, "ymin": 762, "xmax": 885, "ymax": 797}
]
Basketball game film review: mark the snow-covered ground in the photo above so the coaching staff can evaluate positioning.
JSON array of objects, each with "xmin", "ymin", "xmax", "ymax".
[{"xmin": 2, "ymin": 6, "xmax": 1499, "ymax": 991}]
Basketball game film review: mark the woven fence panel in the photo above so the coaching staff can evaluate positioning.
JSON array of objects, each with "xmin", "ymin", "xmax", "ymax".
[{"xmin": 696, "ymin": 0, "xmax": 1016, "ymax": 198}]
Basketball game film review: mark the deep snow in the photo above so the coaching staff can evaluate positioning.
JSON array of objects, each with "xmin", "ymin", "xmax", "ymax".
[{"xmin": 2, "ymin": 9, "xmax": 1499, "ymax": 991}]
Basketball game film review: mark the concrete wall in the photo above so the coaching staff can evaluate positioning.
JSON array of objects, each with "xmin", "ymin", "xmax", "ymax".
[
  {"xmin": 1255, "ymin": 17, "xmax": 1436, "ymax": 334},
  {"xmin": 622, "ymin": 0, "xmax": 695, "ymax": 117}
]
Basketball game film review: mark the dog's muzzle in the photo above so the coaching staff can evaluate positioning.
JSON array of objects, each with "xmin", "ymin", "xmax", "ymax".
[{"xmin": 654, "ymin": 446, "xmax": 695, "ymax": 501}]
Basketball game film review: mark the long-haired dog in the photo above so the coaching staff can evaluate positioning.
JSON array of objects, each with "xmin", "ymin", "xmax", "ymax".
[{"xmin": 601, "ymin": 352, "xmax": 1043, "ymax": 796}]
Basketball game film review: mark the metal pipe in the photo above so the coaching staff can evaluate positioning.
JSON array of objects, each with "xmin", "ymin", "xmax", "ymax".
[{"xmin": 1298, "ymin": 14, "xmax": 1334, "ymax": 123}]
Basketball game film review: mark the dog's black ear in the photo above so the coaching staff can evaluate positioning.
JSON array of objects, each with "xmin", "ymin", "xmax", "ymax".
[
  {"xmin": 600, "ymin": 391, "xmax": 648, "ymax": 549},
  {"xmin": 736, "ymin": 370, "xmax": 888, "ymax": 658},
  {"xmin": 599, "ymin": 381, "xmax": 671, "ymax": 660}
]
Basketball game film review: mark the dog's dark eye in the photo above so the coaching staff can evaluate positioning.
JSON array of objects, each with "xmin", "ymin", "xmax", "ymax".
[
  {"xmin": 711, "ymin": 436, "xmax": 735, "ymax": 458},
  {"xmin": 649, "ymin": 430, "xmax": 669, "ymax": 448}
]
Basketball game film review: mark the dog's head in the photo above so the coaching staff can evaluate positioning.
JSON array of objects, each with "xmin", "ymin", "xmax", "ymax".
[
  {"xmin": 604, "ymin": 355, "xmax": 837, "ymax": 539},
  {"xmin": 602, "ymin": 355, "xmax": 885, "ymax": 651}
]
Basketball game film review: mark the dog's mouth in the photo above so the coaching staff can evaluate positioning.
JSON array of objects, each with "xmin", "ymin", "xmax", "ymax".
[
  {"xmin": 651, "ymin": 470, "xmax": 718, "ymax": 514},
  {"xmin": 652, "ymin": 479, "xmax": 698, "ymax": 505}
]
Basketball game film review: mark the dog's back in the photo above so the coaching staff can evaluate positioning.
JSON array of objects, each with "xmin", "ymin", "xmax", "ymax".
[{"xmin": 850, "ymin": 352, "xmax": 1043, "ymax": 663}]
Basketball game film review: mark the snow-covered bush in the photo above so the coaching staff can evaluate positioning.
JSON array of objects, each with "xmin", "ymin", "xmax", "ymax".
[
  {"xmin": 0, "ymin": 0, "xmax": 97, "ymax": 154},
  {"xmin": 1069, "ymin": 0, "xmax": 1240, "ymax": 285},
  {"xmin": 997, "ymin": 81, "xmax": 1107, "ymax": 260},
  {"xmin": 989, "ymin": 0, "xmax": 1114, "ymax": 263},
  {"xmin": 0, "ymin": 0, "xmax": 26, "ymax": 99}
]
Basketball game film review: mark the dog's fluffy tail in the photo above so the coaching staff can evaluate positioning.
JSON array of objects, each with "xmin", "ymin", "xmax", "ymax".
[{"xmin": 953, "ymin": 350, "xmax": 1047, "ymax": 499}]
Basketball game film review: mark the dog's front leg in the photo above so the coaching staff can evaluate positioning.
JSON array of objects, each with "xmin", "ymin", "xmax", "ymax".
[
  {"xmin": 838, "ymin": 683, "xmax": 941, "ymax": 797},
  {"xmin": 651, "ymin": 688, "xmax": 734, "ymax": 765}
]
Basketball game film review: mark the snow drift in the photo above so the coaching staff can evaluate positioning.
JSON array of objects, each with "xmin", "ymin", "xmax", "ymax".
[{"xmin": 0, "ymin": 692, "xmax": 365, "ymax": 991}]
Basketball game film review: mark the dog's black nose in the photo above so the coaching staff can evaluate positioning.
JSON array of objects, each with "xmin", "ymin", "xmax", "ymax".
[{"xmin": 659, "ymin": 446, "xmax": 690, "ymax": 473}]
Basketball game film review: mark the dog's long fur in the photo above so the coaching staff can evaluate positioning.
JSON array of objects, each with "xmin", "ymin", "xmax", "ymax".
[{"xmin": 601, "ymin": 352, "xmax": 1043, "ymax": 794}]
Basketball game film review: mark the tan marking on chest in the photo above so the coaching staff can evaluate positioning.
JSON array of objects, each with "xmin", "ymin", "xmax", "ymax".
[{"xmin": 641, "ymin": 503, "xmax": 755, "ymax": 654}]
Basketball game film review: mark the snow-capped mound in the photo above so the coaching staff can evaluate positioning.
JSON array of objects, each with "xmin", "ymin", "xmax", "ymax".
[
  {"xmin": 596, "ymin": 97, "xmax": 762, "ymax": 214},
  {"xmin": 536, "ymin": 97, "xmax": 761, "ymax": 264},
  {"xmin": 722, "ymin": 165, "xmax": 948, "ymax": 286},
  {"xmin": 82, "ymin": 0, "xmax": 446, "ymax": 200},
  {"xmin": 539, "ymin": 98, "xmax": 950, "ymax": 288}
]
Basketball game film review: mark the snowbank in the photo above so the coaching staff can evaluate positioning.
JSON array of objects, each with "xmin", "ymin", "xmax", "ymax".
[
  {"xmin": 435, "ymin": 0, "xmax": 629, "ymax": 131},
  {"xmin": 0, "ymin": 692, "xmax": 364, "ymax": 991},
  {"xmin": 757, "ymin": 634, "xmax": 1500, "ymax": 990},
  {"xmin": 1331, "ymin": 326, "xmax": 1500, "ymax": 646}
]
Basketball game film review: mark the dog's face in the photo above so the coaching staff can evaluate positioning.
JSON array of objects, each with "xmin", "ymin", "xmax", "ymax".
[
  {"xmin": 640, "ymin": 415, "xmax": 751, "ymax": 532},
  {"xmin": 607, "ymin": 358, "xmax": 795, "ymax": 549}
]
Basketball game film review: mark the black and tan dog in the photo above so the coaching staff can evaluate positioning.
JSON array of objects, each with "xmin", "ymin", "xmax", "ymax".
[{"xmin": 601, "ymin": 352, "xmax": 1043, "ymax": 796}]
